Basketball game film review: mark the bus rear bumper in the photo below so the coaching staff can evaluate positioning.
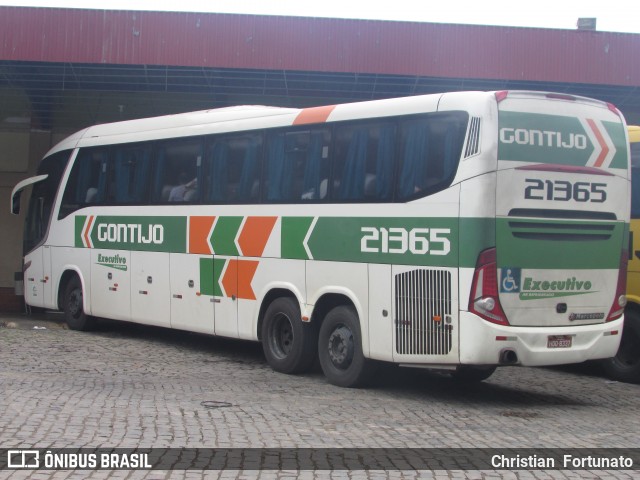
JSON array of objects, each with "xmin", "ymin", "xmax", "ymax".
[{"xmin": 459, "ymin": 312, "xmax": 623, "ymax": 366}]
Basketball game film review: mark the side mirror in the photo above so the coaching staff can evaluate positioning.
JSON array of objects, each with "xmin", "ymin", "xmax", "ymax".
[
  {"xmin": 10, "ymin": 174, "xmax": 48, "ymax": 215},
  {"xmin": 11, "ymin": 191, "xmax": 21, "ymax": 215}
]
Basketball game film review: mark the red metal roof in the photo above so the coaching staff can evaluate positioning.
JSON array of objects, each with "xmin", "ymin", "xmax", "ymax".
[{"xmin": 1, "ymin": 6, "xmax": 639, "ymax": 87}]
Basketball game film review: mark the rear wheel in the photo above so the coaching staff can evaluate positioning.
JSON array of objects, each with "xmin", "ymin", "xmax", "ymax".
[
  {"xmin": 601, "ymin": 309, "xmax": 640, "ymax": 383},
  {"xmin": 451, "ymin": 365, "xmax": 496, "ymax": 382},
  {"xmin": 63, "ymin": 276, "xmax": 95, "ymax": 331},
  {"xmin": 261, "ymin": 297, "xmax": 317, "ymax": 374},
  {"xmin": 318, "ymin": 305, "xmax": 374, "ymax": 387}
]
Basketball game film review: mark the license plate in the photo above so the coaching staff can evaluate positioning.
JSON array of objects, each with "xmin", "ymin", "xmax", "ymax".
[{"xmin": 547, "ymin": 335, "xmax": 572, "ymax": 348}]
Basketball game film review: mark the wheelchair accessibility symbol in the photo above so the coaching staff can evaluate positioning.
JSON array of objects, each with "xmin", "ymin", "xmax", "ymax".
[{"xmin": 500, "ymin": 267, "xmax": 521, "ymax": 293}]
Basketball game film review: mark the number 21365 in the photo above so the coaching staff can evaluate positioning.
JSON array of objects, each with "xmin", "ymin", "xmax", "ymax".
[
  {"xmin": 524, "ymin": 178, "xmax": 606, "ymax": 203},
  {"xmin": 360, "ymin": 227, "xmax": 451, "ymax": 255}
]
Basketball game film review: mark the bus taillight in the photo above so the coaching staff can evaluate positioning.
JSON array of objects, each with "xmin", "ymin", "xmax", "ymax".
[
  {"xmin": 606, "ymin": 251, "xmax": 628, "ymax": 322},
  {"xmin": 469, "ymin": 248, "xmax": 509, "ymax": 326},
  {"xmin": 606, "ymin": 102, "xmax": 621, "ymax": 116},
  {"xmin": 494, "ymin": 91, "xmax": 508, "ymax": 103}
]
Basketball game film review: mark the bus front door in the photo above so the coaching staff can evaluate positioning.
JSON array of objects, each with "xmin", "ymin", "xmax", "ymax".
[
  {"xmin": 131, "ymin": 251, "xmax": 170, "ymax": 328},
  {"xmin": 170, "ymin": 253, "xmax": 215, "ymax": 335}
]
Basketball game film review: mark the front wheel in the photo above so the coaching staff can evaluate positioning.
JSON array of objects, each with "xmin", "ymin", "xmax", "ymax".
[
  {"xmin": 601, "ymin": 309, "xmax": 640, "ymax": 383},
  {"xmin": 63, "ymin": 276, "xmax": 95, "ymax": 331},
  {"xmin": 318, "ymin": 305, "xmax": 374, "ymax": 388},
  {"xmin": 261, "ymin": 297, "xmax": 317, "ymax": 374}
]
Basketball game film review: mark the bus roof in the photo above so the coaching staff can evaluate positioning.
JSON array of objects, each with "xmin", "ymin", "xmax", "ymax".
[
  {"xmin": 48, "ymin": 105, "xmax": 299, "ymax": 155},
  {"xmin": 81, "ymin": 105, "xmax": 296, "ymax": 139},
  {"xmin": 43, "ymin": 90, "xmax": 624, "ymax": 158}
]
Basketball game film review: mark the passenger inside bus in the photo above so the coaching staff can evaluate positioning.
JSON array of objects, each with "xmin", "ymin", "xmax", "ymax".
[{"xmin": 168, "ymin": 172, "xmax": 197, "ymax": 202}]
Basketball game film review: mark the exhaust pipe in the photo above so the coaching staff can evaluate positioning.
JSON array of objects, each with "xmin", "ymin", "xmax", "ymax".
[{"xmin": 499, "ymin": 349, "xmax": 519, "ymax": 365}]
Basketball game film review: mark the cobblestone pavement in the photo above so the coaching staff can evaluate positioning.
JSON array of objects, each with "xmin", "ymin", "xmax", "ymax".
[{"xmin": 1, "ymin": 312, "xmax": 639, "ymax": 479}]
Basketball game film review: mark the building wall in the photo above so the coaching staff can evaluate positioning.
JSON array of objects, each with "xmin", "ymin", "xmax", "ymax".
[
  {"xmin": 1, "ymin": 6, "xmax": 640, "ymax": 310},
  {"xmin": 0, "ymin": 86, "xmax": 247, "ymax": 297},
  {"xmin": 1, "ymin": 7, "xmax": 639, "ymax": 87},
  {"xmin": 0, "ymin": 128, "xmax": 53, "ymax": 311}
]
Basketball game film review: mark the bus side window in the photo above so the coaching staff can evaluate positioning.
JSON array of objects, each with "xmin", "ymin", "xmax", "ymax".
[
  {"xmin": 205, "ymin": 133, "xmax": 262, "ymax": 203},
  {"xmin": 59, "ymin": 148, "xmax": 110, "ymax": 217},
  {"xmin": 396, "ymin": 112, "xmax": 466, "ymax": 202},
  {"xmin": 113, "ymin": 144, "xmax": 152, "ymax": 204},
  {"xmin": 264, "ymin": 132, "xmax": 292, "ymax": 202},
  {"xmin": 205, "ymin": 141, "xmax": 229, "ymax": 203},
  {"xmin": 302, "ymin": 130, "xmax": 330, "ymax": 201},
  {"xmin": 397, "ymin": 119, "xmax": 429, "ymax": 199},
  {"xmin": 331, "ymin": 123, "xmax": 393, "ymax": 202},
  {"xmin": 332, "ymin": 127, "xmax": 368, "ymax": 201},
  {"xmin": 236, "ymin": 135, "xmax": 262, "ymax": 202},
  {"xmin": 264, "ymin": 128, "xmax": 329, "ymax": 203},
  {"xmin": 374, "ymin": 125, "xmax": 395, "ymax": 201},
  {"xmin": 154, "ymin": 139, "xmax": 203, "ymax": 203}
]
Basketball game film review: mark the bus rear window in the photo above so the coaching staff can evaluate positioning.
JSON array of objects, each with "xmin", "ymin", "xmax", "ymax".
[{"xmin": 395, "ymin": 112, "xmax": 467, "ymax": 202}]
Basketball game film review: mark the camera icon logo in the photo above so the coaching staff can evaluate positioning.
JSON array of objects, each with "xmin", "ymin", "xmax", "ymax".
[{"xmin": 7, "ymin": 450, "xmax": 40, "ymax": 468}]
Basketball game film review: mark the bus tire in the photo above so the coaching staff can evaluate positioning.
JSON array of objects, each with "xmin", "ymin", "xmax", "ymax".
[
  {"xmin": 261, "ymin": 297, "xmax": 317, "ymax": 375},
  {"xmin": 601, "ymin": 309, "xmax": 640, "ymax": 383},
  {"xmin": 318, "ymin": 305, "xmax": 374, "ymax": 388},
  {"xmin": 451, "ymin": 365, "xmax": 496, "ymax": 382},
  {"xmin": 63, "ymin": 276, "xmax": 95, "ymax": 331}
]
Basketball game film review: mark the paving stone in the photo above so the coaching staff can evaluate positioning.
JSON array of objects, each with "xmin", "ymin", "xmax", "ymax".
[{"xmin": 1, "ymin": 314, "xmax": 639, "ymax": 479}]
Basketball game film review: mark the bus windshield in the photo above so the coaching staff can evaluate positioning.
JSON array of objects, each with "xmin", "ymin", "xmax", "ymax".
[{"xmin": 23, "ymin": 150, "xmax": 71, "ymax": 254}]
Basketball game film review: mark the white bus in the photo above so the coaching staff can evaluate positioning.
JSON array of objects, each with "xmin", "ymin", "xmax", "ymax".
[{"xmin": 11, "ymin": 91, "xmax": 630, "ymax": 387}]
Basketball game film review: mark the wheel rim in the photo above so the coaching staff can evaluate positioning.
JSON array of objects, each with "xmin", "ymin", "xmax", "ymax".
[
  {"xmin": 270, "ymin": 313, "xmax": 294, "ymax": 359},
  {"xmin": 68, "ymin": 288, "xmax": 82, "ymax": 319},
  {"xmin": 327, "ymin": 324, "xmax": 354, "ymax": 369}
]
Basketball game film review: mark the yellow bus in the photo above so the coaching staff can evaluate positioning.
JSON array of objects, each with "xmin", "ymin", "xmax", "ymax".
[{"xmin": 602, "ymin": 125, "xmax": 640, "ymax": 382}]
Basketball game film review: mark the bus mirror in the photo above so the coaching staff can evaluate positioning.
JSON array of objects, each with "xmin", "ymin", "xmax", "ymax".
[
  {"xmin": 10, "ymin": 174, "xmax": 49, "ymax": 215},
  {"xmin": 11, "ymin": 191, "xmax": 21, "ymax": 215}
]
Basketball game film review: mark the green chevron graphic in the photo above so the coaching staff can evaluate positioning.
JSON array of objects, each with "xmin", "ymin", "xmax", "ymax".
[
  {"xmin": 210, "ymin": 216, "xmax": 243, "ymax": 256},
  {"xmin": 199, "ymin": 257, "xmax": 227, "ymax": 296}
]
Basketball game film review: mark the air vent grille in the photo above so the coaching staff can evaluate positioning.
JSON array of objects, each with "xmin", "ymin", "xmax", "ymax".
[
  {"xmin": 395, "ymin": 269, "xmax": 452, "ymax": 355},
  {"xmin": 464, "ymin": 116, "xmax": 481, "ymax": 158},
  {"xmin": 507, "ymin": 209, "xmax": 616, "ymax": 241}
]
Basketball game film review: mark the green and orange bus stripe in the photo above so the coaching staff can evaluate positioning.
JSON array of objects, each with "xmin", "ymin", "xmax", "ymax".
[{"xmin": 190, "ymin": 216, "xmax": 277, "ymax": 300}]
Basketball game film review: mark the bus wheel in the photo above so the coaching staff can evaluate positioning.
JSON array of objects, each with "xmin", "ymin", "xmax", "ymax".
[
  {"xmin": 261, "ymin": 297, "xmax": 317, "ymax": 374},
  {"xmin": 318, "ymin": 305, "xmax": 373, "ymax": 388},
  {"xmin": 601, "ymin": 309, "xmax": 640, "ymax": 383},
  {"xmin": 63, "ymin": 276, "xmax": 95, "ymax": 331},
  {"xmin": 451, "ymin": 365, "xmax": 496, "ymax": 382}
]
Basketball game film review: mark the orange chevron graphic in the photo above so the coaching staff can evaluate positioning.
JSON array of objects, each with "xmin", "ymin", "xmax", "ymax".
[
  {"xmin": 586, "ymin": 118, "xmax": 610, "ymax": 168},
  {"xmin": 83, "ymin": 215, "xmax": 95, "ymax": 248},
  {"xmin": 293, "ymin": 105, "xmax": 336, "ymax": 125},
  {"xmin": 189, "ymin": 216, "xmax": 215, "ymax": 254},
  {"xmin": 221, "ymin": 259, "xmax": 259, "ymax": 300},
  {"xmin": 238, "ymin": 216, "xmax": 277, "ymax": 257}
]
